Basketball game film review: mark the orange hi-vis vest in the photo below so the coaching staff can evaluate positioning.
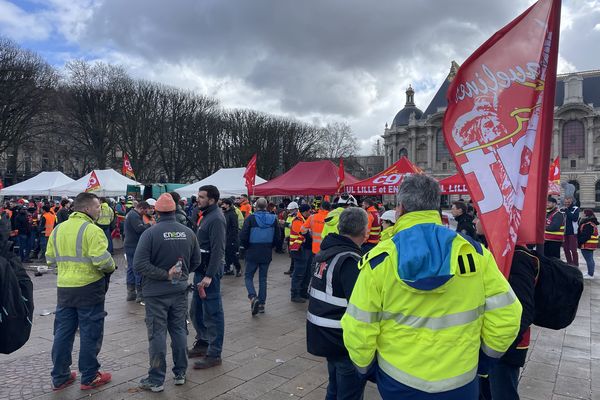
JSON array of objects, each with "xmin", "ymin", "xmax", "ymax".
[
  {"xmin": 581, "ymin": 221, "xmax": 599, "ymax": 250},
  {"xmin": 289, "ymin": 212, "xmax": 307, "ymax": 252},
  {"xmin": 143, "ymin": 214, "xmax": 156, "ymax": 225},
  {"xmin": 302, "ymin": 209, "xmax": 329, "ymax": 254},
  {"xmin": 42, "ymin": 211, "xmax": 56, "ymax": 237},
  {"xmin": 366, "ymin": 206, "xmax": 381, "ymax": 244},
  {"xmin": 197, "ymin": 211, "xmax": 203, "ymax": 226},
  {"xmin": 240, "ymin": 201, "xmax": 252, "ymax": 218},
  {"xmin": 545, "ymin": 208, "xmax": 565, "ymax": 242}
]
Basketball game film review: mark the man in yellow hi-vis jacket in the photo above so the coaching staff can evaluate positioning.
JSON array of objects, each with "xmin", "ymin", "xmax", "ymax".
[
  {"xmin": 46, "ymin": 192, "xmax": 116, "ymax": 392},
  {"xmin": 341, "ymin": 174, "xmax": 522, "ymax": 399}
]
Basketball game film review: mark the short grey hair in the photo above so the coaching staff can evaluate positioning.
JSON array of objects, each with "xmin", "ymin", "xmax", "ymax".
[
  {"xmin": 338, "ymin": 207, "xmax": 368, "ymax": 238},
  {"xmin": 255, "ymin": 198, "xmax": 268, "ymax": 210},
  {"xmin": 396, "ymin": 174, "xmax": 440, "ymax": 213}
]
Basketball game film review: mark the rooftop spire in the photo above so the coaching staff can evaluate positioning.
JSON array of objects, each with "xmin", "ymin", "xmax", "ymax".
[{"xmin": 405, "ymin": 85, "xmax": 415, "ymax": 107}]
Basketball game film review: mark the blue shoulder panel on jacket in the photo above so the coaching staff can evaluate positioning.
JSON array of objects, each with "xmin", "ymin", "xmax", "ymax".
[
  {"xmin": 457, "ymin": 232, "xmax": 483, "ymax": 255},
  {"xmin": 369, "ymin": 253, "xmax": 388, "ymax": 270}
]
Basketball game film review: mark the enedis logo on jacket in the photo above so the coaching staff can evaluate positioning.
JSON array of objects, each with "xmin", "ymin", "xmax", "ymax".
[{"xmin": 163, "ymin": 231, "xmax": 187, "ymax": 240}]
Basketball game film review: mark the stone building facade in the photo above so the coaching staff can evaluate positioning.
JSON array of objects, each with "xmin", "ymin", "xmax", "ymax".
[{"xmin": 382, "ymin": 62, "xmax": 600, "ymax": 208}]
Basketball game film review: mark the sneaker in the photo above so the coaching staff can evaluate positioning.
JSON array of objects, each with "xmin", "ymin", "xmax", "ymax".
[
  {"xmin": 193, "ymin": 356, "xmax": 222, "ymax": 369},
  {"xmin": 188, "ymin": 341, "xmax": 208, "ymax": 358},
  {"xmin": 139, "ymin": 377, "xmax": 164, "ymax": 392},
  {"xmin": 80, "ymin": 371, "xmax": 112, "ymax": 390},
  {"xmin": 584, "ymin": 274, "xmax": 595, "ymax": 280},
  {"xmin": 258, "ymin": 304, "xmax": 265, "ymax": 314},
  {"xmin": 235, "ymin": 270, "xmax": 242, "ymax": 277},
  {"xmin": 174, "ymin": 374, "xmax": 186, "ymax": 385},
  {"xmin": 251, "ymin": 297, "xmax": 260, "ymax": 316},
  {"xmin": 52, "ymin": 371, "xmax": 76, "ymax": 391},
  {"xmin": 291, "ymin": 297, "xmax": 306, "ymax": 303}
]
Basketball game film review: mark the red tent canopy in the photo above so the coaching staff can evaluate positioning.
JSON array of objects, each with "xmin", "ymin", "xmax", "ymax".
[
  {"xmin": 344, "ymin": 157, "xmax": 422, "ymax": 195},
  {"xmin": 439, "ymin": 173, "xmax": 468, "ymax": 195},
  {"xmin": 253, "ymin": 160, "xmax": 359, "ymax": 196}
]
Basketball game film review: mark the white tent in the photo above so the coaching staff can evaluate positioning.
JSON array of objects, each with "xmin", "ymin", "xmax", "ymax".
[
  {"xmin": 176, "ymin": 168, "xmax": 267, "ymax": 198},
  {"xmin": 49, "ymin": 169, "xmax": 141, "ymax": 197},
  {"xmin": 0, "ymin": 171, "xmax": 75, "ymax": 197}
]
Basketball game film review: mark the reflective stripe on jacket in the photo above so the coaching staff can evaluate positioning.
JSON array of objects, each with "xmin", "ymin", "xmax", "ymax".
[
  {"xmin": 366, "ymin": 206, "xmax": 381, "ymax": 244},
  {"xmin": 302, "ymin": 209, "xmax": 329, "ymax": 254},
  {"xmin": 289, "ymin": 213, "xmax": 306, "ymax": 252},
  {"xmin": 284, "ymin": 215, "xmax": 294, "ymax": 238},
  {"xmin": 97, "ymin": 203, "xmax": 114, "ymax": 226},
  {"xmin": 46, "ymin": 212, "xmax": 116, "ymax": 288},
  {"xmin": 341, "ymin": 210, "xmax": 522, "ymax": 394},
  {"xmin": 580, "ymin": 221, "xmax": 599, "ymax": 250},
  {"xmin": 545, "ymin": 208, "xmax": 565, "ymax": 242}
]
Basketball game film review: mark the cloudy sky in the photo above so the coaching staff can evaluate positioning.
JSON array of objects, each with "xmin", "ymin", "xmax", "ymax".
[{"xmin": 1, "ymin": 0, "xmax": 598, "ymax": 154}]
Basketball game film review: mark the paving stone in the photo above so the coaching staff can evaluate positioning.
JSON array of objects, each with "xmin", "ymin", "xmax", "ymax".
[
  {"xmin": 178, "ymin": 375, "xmax": 245, "ymax": 400},
  {"xmin": 228, "ymin": 373, "xmax": 288, "ymax": 399},
  {"xmin": 269, "ymin": 357, "xmax": 322, "ymax": 379},
  {"xmin": 225, "ymin": 358, "xmax": 278, "ymax": 381},
  {"xmin": 554, "ymin": 375, "xmax": 592, "ymax": 399},
  {"xmin": 518, "ymin": 376, "xmax": 556, "ymax": 400},
  {"xmin": 559, "ymin": 359, "xmax": 591, "ymax": 380}
]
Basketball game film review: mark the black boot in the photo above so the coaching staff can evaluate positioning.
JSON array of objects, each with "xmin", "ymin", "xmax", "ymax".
[
  {"xmin": 126, "ymin": 284, "xmax": 136, "ymax": 301},
  {"xmin": 135, "ymin": 286, "xmax": 143, "ymax": 303}
]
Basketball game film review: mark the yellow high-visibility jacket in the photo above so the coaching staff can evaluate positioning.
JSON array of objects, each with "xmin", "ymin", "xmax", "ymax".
[
  {"xmin": 96, "ymin": 202, "xmax": 114, "ymax": 226},
  {"xmin": 321, "ymin": 207, "xmax": 344, "ymax": 241},
  {"xmin": 341, "ymin": 210, "xmax": 522, "ymax": 394},
  {"xmin": 46, "ymin": 212, "xmax": 115, "ymax": 289}
]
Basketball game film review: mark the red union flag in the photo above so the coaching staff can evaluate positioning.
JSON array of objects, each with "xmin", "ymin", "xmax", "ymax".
[
  {"xmin": 122, "ymin": 153, "xmax": 136, "ymax": 179},
  {"xmin": 337, "ymin": 158, "xmax": 345, "ymax": 194},
  {"xmin": 243, "ymin": 154, "xmax": 257, "ymax": 194},
  {"xmin": 548, "ymin": 156, "xmax": 561, "ymax": 195},
  {"xmin": 443, "ymin": 0, "xmax": 561, "ymax": 276},
  {"xmin": 85, "ymin": 171, "xmax": 101, "ymax": 193}
]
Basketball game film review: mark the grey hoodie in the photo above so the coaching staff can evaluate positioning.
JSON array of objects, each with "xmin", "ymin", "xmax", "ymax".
[{"xmin": 133, "ymin": 214, "xmax": 201, "ymax": 297}]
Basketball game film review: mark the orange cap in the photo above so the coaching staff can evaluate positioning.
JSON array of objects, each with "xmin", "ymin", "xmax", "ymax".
[{"xmin": 155, "ymin": 193, "xmax": 176, "ymax": 212}]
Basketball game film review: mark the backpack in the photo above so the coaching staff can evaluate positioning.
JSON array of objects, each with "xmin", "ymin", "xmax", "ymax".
[
  {"xmin": 532, "ymin": 251, "xmax": 583, "ymax": 330},
  {"xmin": 0, "ymin": 253, "xmax": 34, "ymax": 354}
]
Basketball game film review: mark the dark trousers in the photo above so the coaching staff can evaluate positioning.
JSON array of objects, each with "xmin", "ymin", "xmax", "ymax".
[
  {"xmin": 144, "ymin": 291, "xmax": 188, "ymax": 384},
  {"xmin": 245, "ymin": 261, "xmax": 270, "ymax": 304},
  {"xmin": 291, "ymin": 249, "xmax": 313, "ymax": 299},
  {"xmin": 102, "ymin": 226, "xmax": 114, "ymax": 254},
  {"xmin": 190, "ymin": 272, "xmax": 224, "ymax": 358},
  {"xmin": 544, "ymin": 241, "xmax": 562, "ymax": 259},
  {"xmin": 581, "ymin": 249, "xmax": 595, "ymax": 276},
  {"xmin": 486, "ymin": 360, "xmax": 520, "ymax": 400},
  {"xmin": 51, "ymin": 303, "xmax": 106, "ymax": 387},
  {"xmin": 39, "ymin": 235, "xmax": 49, "ymax": 259},
  {"xmin": 563, "ymin": 235, "xmax": 578, "ymax": 266},
  {"xmin": 18, "ymin": 234, "xmax": 30, "ymax": 261},
  {"xmin": 326, "ymin": 355, "xmax": 366, "ymax": 400},
  {"xmin": 225, "ymin": 245, "xmax": 241, "ymax": 273},
  {"xmin": 125, "ymin": 248, "xmax": 142, "ymax": 286}
]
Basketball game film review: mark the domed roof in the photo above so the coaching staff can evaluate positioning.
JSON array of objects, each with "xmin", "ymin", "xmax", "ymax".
[
  {"xmin": 392, "ymin": 106, "xmax": 423, "ymax": 127},
  {"xmin": 391, "ymin": 85, "xmax": 423, "ymax": 128}
]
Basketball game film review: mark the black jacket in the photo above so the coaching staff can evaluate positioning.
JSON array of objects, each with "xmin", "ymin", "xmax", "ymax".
[
  {"xmin": 56, "ymin": 208, "xmax": 70, "ymax": 225},
  {"xmin": 239, "ymin": 211, "xmax": 281, "ymax": 264},
  {"xmin": 123, "ymin": 209, "xmax": 151, "ymax": 250},
  {"xmin": 562, "ymin": 205, "xmax": 580, "ymax": 235},
  {"xmin": 13, "ymin": 211, "xmax": 31, "ymax": 235},
  {"xmin": 306, "ymin": 233, "xmax": 362, "ymax": 358},
  {"xmin": 455, "ymin": 213, "xmax": 476, "ymax": 239},
  {"xmin": 223, "ymin": 208, "xmax": 239, "ymax": 248},
  {"xmin": 196, "ymin": 204, "xmax": 226, "ymax": 278},
  {"xmin": 578, "ymin": 216, "xmax": 599, "ymax": 247},
  {"xmin": 501, "ymin": 246, "xmax": 538, "ymax": 367}
]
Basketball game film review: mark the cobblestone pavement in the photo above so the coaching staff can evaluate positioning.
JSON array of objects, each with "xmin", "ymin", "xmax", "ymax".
[{"xmin": 1, "ymin": 246, "xmax": 599, "ymax": 400}]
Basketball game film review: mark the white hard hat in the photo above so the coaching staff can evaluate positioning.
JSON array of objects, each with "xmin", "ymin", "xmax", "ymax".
[
  {"xmin": 287, "ymin": 201, "xmax": 299, "ymax": 210},
  {"xmin": 381, "ymin": 210, "xmax": 397, "ymax": 224},
  {"xmin": 127, "ymin": 195, "xmax": 133, "ymax": 200},
  {"xmin": 146, "ymin": 198, "xmax": 156, "ymax": 206},
  {"xmin": 338, "ymin": 194, "xmax": 358, "ymax": 207}
]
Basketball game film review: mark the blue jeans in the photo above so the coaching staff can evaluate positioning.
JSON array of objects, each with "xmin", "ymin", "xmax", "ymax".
[
  {"xmin": 51, "ymin": 303, "xmax": 106, "ymax": 387},
  {"xmin": 488, "ymin": 360, "xmax": 520, "ymax": 400},
  {"xmin": 326, "ymin": 355, "xmax": 366, "ymax": 400},
  {"xmin": 245, "ymin": 261, "xmax": 270, "ymax": 304},
  {"xmin": 18, "ymin": 234, "xmax": 30, "ymax": 261},
  {"xmin": 291, "ymin": 250, "xmax": 313, "ymax": 298},
  {"xmin": 581, "ymin": 249, "xmax": 595, "ymax": 276},
  {"xmin": 144, "ymin": 292, "xmax": 188, "ymax": 384},
  {"xmin": 39, "ymin": 235, "xmax": 48, "ymax": 259},
  {"xmin": 125, "ymin": 248, "xmax": 142, "ymax": 286},
  {"xmin": 190, "ymin": 271, "xmax": 224, "ymax": 358}
]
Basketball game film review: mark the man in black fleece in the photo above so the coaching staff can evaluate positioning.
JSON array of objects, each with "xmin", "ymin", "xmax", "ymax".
[
  {"xmin": 189, "ymin": 185, "xmax": 226, "ymax": 369},
  {"xmin": 306, "ymin": 207, "xmax": 369, "ymax": 400},
  {"xmin": 451, "ymin": 200, "xmax": 476, "ymax": 239},
  {"xmin": 134, "ymin": 193, "xmax": 201, "ymax": 392},
  {"xmin": 221, "ymin": 198, "xmax": 241, "ymax": 277}
]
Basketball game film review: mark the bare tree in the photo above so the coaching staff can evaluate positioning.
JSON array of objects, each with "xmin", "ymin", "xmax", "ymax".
[{"xmin": 316, "ymin": 122, "xmax": 358, "ymax": 159}]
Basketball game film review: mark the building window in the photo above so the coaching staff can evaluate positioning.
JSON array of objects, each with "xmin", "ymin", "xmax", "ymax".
[
  {"xmin": 416, "ymin": 143, "xmax": 427, "ymax": 167},
  {"xmin": 399, "ymin": 148, "xmax": 408, "ymax": 158},
  {"xmin": 436, "ymin": 128, "xmax": 450, "ymax": 161},
  {"xmin": 596, "ymin": 181, "xmax": 600, "ymax": 203},
  {"xmin": 571, "ymin": 160, "xmax": 576, "ymax": 168},
  {"xmin": 562, "ymin": 120, "xmax": 585, "ymax": 158},
  {"xmin": 42, "ymin": 153, "xmax": 50, "ymax": 170}
]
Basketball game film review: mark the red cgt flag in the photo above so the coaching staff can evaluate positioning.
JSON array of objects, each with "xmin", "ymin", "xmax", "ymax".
[
  {"xmin": 548, "ymin": 156, "xmax": 561, "ymax": 195},
  {"xmin": 443, "ymin": 0, "xmax": 561, "ymax": 276},
  {"xmin": 122, "ymin": 153, "xmax": 136, "ymax": 179},
  {"xmin": 337, "ymin": 158, "xmax": 345, "ymax": 194},
  {"xmin": 85, "ymin": 171, "xmax": 101, "ymax": 193},
  {"xmin": 243, "ymin": 154, "xmax": 257, "ymax": 194}
]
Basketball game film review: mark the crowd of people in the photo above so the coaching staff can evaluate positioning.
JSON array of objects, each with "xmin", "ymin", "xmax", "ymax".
[{"xmin": 0, "ymin": 176, "xmax": 596, "ymax": 399}]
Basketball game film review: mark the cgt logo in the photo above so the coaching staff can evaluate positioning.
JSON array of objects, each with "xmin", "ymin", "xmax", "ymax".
[{"xmin": 163, "ymin": 231, "xmax": 187, "ymax": 239}]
